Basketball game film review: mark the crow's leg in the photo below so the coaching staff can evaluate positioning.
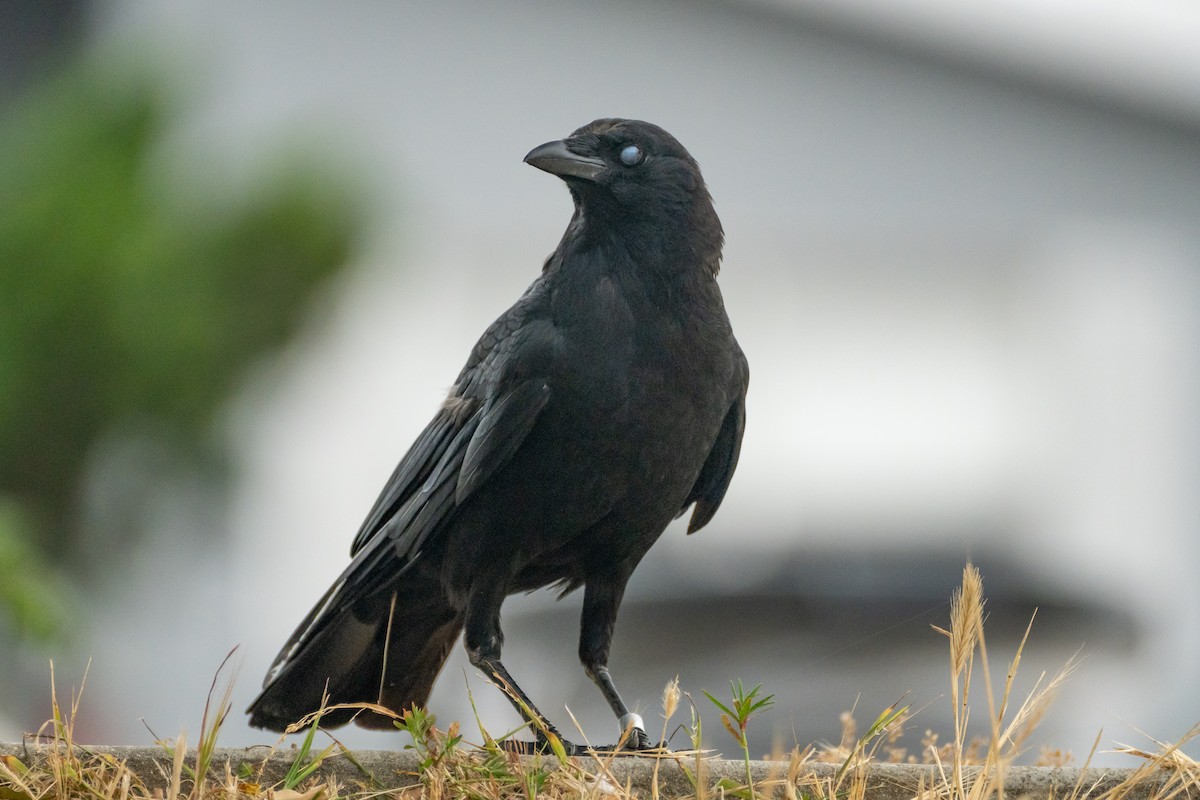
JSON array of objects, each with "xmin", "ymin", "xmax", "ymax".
[
  {"xmin": 580, "ymin": 577, "xmax": 654, "ymax": 751},
  {"xmin": 464, "ymin": 580, "xmax": 578, "ymax": 755}
]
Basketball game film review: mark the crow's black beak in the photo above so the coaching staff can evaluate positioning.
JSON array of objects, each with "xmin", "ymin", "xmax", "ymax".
[{"xmin": 524, "ymin": 139, "xmax": 606, "ymax": 181}]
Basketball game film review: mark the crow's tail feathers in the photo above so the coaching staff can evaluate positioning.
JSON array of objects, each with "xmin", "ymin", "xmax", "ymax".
[{"xmin": 246, "ymin": 584, "xmax": 462, "ymax": 732}]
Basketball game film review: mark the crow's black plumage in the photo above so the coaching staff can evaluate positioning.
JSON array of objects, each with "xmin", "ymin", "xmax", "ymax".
[{"xmin": 247, "ymin": 118, "xmax": 748, "ymax": 753}]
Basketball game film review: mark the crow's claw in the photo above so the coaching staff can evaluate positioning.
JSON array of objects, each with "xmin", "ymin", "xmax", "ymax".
[
  {"xmin": 500, "ymin": 736, "xmax": 581, "ymax": 757},
  {"xmin": 500, "ymin": 733, "xmax": 668, "ymax": 757},
  {"xmin": 583, "ymin": 726, "xmax": 669, "ymax": 756},
  {"xmin": 584, "ymin": 740, "xmax": 671, "ymax": 756}
]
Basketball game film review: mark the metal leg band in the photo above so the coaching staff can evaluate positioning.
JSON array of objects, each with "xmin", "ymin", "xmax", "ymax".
[{"xmin": 618, "ymin": 712, "xmax": 645, "ymax": 736}]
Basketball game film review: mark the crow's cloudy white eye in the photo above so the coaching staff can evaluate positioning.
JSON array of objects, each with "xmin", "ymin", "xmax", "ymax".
[{"xmin": 619, "ymin": 144, "xmax": 643, "ymax": 166}]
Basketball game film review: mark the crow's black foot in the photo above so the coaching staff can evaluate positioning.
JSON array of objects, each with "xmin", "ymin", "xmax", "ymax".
[
  {"xmin": 585, "ymin": 734, "xmax": 672, "ymax": 753},
  {"xmin": 623, "ymin": 724, "xmax": 654, "ymax": 751},
  {"xmin": 582, "ymin": 726, "xmax": 670, "ymax": 757},
  {"xmin": 500, "ymin": 735, "xmax": 582, "ymax": 757},
  {"xmin": 500, "ymin": 730, "xmax": 666, "ymax": 757}
]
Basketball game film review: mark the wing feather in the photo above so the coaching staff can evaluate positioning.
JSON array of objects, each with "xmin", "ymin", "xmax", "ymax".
[
  {"xmin": 684, "ymin": 355, "xmax": 749, "ymax": 534},
  {"xmin": 262, "ymin": 290, "xmax": 556, "ymax": 691},
  {"xmin": 456, "ymin": 379, "xmax": 551, "ymax": 503},
  {"xmin": 350, "ymin": 412, "xmax": 459, "ymax": 556}
]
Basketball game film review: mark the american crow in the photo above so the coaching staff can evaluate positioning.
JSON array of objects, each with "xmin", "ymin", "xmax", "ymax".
[{"xmin": 247, "ymin": 118, "xmax": 748, "ymax": 754}]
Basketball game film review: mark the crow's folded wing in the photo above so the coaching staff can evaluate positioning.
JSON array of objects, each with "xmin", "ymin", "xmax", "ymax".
[
  {"xmin": 457, "ymin": 379, "xmax": 550, "ymax": 503},
  {"xmin": 683, "ymin": 354, "xmax": 748, "ymax": 534},
  {"xmin": 350, "ymin": 287, "xmax": 553, "ymax": 558},
  {"xmin": 260, "ymin": 374, "xmax": 552, "ymax": 687},
  {"xmin": 350, "ymin": 410, "xmax": 462, "ymax": 557}
]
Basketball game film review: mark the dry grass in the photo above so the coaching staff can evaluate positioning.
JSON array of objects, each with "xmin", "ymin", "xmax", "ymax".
[{"xmin": 2, "ymin": 563, "xmax": 1197, "ymax": 799}]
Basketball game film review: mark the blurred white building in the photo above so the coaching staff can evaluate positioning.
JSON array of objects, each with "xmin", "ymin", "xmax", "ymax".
[{"xmin": 19, "ymin": 0, "xmax": 1200, "ymax": 764}]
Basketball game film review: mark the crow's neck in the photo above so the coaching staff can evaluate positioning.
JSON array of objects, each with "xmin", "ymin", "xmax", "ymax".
[{"xmin": 572, "ymin": 202, "xmax": 722, "ymax": 281}]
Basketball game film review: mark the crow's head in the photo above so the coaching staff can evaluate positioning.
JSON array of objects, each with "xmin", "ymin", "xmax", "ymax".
[{"xmin": 525, "ymin": 119, "xmax": 723, "ymax": 274}]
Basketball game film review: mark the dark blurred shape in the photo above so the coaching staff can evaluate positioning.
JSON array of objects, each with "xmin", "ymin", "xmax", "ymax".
[
  {"xmin": 0, "ymin": 1, "xmax": 87, "ymax": 100},
  {"xmin": 0, "ymin": 57, "xmax": 364, "ymax": 641}
]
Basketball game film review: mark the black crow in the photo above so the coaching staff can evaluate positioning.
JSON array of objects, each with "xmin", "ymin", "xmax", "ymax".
[{"xmin": 247, "ymin": 118, "xmax": 748, "ymax": 754}]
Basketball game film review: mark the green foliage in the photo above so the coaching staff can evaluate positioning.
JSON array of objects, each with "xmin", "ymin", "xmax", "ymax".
[
  {"xmin": 0, "ymin": 498, "xmax": 70, "ymax": 641},
  {"xmin": 705, "ymin": 680, "xmax": 776, "ymax": 798},
  {"xmin": 704, "ymin": 679, "xmax": 776, "ymax": 752},
  {"xmin": 397, "ymin": 704, "xmax": 464, "ymax": 773},
  {"xmin": 834, "ymin": 701, "xmax": 909, "ymax": 783},
  {"xmin": 0, "ymin": 58, "xmax": 364, "ymax": 638},
  {"xmin": 283, "ymin": 705, "xmax": 337, "ymax": 790},
  {"xmin": 194, "ymin": 649, "xmax": 238, "ymax": 796}
]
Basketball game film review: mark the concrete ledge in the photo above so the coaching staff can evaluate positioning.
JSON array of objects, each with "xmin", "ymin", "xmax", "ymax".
[{"xmin": 0, "ymin": 743, "xmax": 1183, "ymax": 799}]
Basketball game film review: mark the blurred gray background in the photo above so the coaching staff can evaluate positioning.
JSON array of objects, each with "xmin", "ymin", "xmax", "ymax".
[{"xmin": 3, "ymin": 0, "xmax": 1200, "ymax": 766}]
